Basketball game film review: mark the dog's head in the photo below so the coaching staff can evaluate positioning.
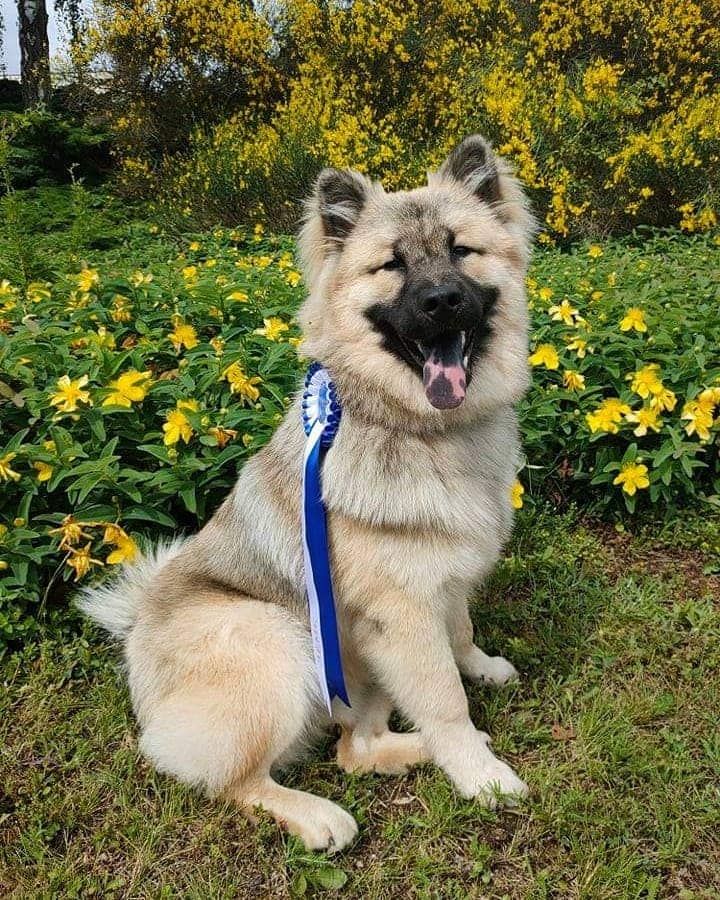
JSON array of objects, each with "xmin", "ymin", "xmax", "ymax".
[{"xmin": 297, "ymin": 136, "xmax": 534, "ymax": 424}]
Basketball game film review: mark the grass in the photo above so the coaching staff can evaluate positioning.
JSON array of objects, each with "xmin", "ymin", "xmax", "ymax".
[{"xmin": 3, "ymin": 508, "xmax": 720, "ymax": 898}]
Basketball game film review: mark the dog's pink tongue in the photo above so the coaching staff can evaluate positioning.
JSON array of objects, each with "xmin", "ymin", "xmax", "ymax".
[{"xmin": 421, "ymin": 333, "xmax": 467, "ymax": 410}]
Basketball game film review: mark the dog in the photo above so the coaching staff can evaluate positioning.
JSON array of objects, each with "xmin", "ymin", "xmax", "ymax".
[{"xmin": 80, "ymin": 134, "xmax": 534, "ymax": 852}]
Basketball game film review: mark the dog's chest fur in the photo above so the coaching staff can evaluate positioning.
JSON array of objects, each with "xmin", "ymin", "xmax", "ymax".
[
  {"xmin": 323, "ymin": 406, "xmax": 519, "ymax": 599},
  {"xmin": 193, "ymin": 393, "xmax": 519, "ymax": 616}
]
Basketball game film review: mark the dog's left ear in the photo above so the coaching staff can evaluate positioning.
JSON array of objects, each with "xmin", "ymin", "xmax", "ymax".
[
  {"xmin": 437, "ymin": 135, "xmax": 501, "ymax": 205},
  {"xmin": 313, "ymin": 168, "xmax": 371, "ymax": 241}
]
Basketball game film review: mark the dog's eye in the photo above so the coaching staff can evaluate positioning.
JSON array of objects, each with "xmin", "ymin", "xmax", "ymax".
[
  {"xmin": 378, "ymin": 256, "xmax": 404, "ymax": 272},
  {"xmin": 451, "ymin": 245, "xmax": 476, "ymax": 259}
]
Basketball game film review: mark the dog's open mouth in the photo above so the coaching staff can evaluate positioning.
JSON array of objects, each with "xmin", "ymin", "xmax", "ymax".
[{"xmin": 391, "ymin": 328, "xmax": 476, "ymax": 410}]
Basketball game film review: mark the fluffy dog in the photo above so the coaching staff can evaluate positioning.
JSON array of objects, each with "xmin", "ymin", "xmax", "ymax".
[{"xmin": 80, "ymin": 135, "xmax": 534, "ymax": 852}]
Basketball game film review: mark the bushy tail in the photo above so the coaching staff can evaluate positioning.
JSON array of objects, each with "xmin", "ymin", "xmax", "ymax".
[{"xmin": 77, "ymin": 538, "xmax": 185, "ymax": 639}]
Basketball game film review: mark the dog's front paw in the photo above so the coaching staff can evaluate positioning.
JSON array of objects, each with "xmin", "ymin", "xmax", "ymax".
[
  {"xmin": 461, "ymin": 756, "xmax": 529, "ymax": 807},
  {"xmin": 435, "ymin": 727, "xmax": 528, "ymax": 806},
  {"xmin": 480, "ymin": 655, "xmax": 520, "ymax": 687},
  {"xmin": 461, "ymin": 649, "xmax": 519, "ymax": 687}
]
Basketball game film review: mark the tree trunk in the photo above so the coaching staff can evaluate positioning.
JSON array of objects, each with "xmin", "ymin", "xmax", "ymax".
[{"xmin": 17, "ymin": 0, "xmax": 51, "ymax": 106}]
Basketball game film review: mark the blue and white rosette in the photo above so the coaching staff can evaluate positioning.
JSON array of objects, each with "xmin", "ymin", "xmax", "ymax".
[{"xmin": 301, "ymin": 362, "xmax": 350, "ymax": 713}]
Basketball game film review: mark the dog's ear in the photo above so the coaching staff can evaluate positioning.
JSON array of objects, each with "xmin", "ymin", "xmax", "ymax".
[
  {"xmin": 313, "ymin": 168, "xmax": 370, "ymax": 241},
  {"xmin": 437, "ymin": 135, "xmax": 501, "ymax": 206}
]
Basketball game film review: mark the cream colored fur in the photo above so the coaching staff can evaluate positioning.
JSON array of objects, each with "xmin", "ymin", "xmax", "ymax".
[{"xmin": 79, "ymin": 136, "xmax": 533, "ymax": 852}]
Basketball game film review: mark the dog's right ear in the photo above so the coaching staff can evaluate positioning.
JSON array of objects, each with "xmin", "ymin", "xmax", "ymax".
[{"xmin": 313, "ymin": 168, "xmax": 370, "ymax": 241}]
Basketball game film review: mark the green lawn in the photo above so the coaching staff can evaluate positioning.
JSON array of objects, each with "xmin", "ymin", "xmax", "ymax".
[{"xmin": 3, "ymin": 509, "xmax": 719, "ymax": 898}]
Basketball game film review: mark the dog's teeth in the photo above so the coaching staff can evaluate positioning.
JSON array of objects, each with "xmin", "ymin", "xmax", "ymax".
[{"xmin": 463, "ymin": 354, "xmax": 469, "ymax": 367}]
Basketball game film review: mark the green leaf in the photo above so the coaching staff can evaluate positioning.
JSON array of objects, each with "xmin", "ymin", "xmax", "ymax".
[
  {"xmin": 180, "ymin": 486, "xmax": 197, "ymax": 514},
  {"xmin": 310, "ymin": 866, "xmax": 348, "ymax": 890}
]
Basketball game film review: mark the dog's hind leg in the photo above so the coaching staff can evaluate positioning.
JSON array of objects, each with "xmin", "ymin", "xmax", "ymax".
[
  {"xmin": 447, "ymin": 594, "xmax": 519, "ymax": 687},
  {"xmin": 127, "ymin": 597, "xmax": 358, "ymax": 852},
  {"xmin": 334, "ymin": 691, "xmax": 428, "ymax": 775}
]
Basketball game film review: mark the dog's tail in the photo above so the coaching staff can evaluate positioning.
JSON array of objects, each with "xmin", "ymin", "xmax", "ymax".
[{"xmin": 77, "ymin": 538, "xmax": 185, "ymax": 640}]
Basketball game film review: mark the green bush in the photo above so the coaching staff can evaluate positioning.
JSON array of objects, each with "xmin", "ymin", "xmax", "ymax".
[{"xmin": 0, "ymin": 108, "xmax": 111, "ymax": 188}]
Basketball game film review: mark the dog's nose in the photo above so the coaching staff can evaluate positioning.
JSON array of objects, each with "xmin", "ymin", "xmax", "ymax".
[{"xmin": 419, "ymin": 284, "xmax": 463, "ymax": 322}]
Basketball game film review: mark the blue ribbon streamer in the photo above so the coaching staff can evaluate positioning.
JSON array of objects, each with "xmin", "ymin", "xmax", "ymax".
[{"xmin": 302, "ymin": 364, "xmax": 350, "ymax": 713}]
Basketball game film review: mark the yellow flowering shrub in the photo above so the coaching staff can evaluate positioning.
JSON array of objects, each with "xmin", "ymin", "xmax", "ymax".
[
  {"xmin": 523, "ymin": 231, "xmax": 720, "ymax": 513},
  {"xmin": 84, "ymin": 0, "xmax": 720, "ymax": 235}
]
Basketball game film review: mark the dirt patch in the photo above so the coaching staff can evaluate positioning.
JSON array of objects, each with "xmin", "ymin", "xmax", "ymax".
[{"xmin": 585, "ymin": 520, "xmax": 720, "ymax": 600}]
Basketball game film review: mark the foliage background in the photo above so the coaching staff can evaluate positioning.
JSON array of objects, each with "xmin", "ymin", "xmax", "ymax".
[{"xmin": 75, "ymin": 0, "xmax": 720, "ymax": 237}]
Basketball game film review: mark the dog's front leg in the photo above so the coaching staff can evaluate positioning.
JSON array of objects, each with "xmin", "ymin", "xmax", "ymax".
[
  {"xmin": 446, "ymin": 594, "xmax": 519, "ymax": 687},
  {"xmin": 353, "ymin": 595, "xmax": 528, "ymax": 804}
]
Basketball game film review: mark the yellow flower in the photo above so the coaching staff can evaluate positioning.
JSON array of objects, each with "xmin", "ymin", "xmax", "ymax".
[
  {"xmin": 111, "ymin": 295, "xmax": 132, "ymax": 322},
  {"xmin": 103, "ymin": 524, "xmax": 139, "ymax": 565},
  {"xmin": 33, "ymin": 461, "xmax": 54, "ymax": 482},
  {"xmin": 682, "ymin": 399, "xmax": 715, "ymax": 441},
  {"xmin": 629, "ymin": 364, "xmax": 663, "ymax": 399},
  {"xmin": 289, "ymin": 336, "xmax": 304, "ymax": 349},
  {"xmin": 286, "ymin": 271, "xmax": 302, "ymax": 288},
  {"xmin": 566, "ymin": 337, "xmax": 590, "ymax": 358},
  {"xmin": 586, "ymin": 398, "xmax": 631, "ymax": 434},
  {"xmin": 49, "ymin": 515, "xmax": 93, "ymax": 549},
  {"xmin": 620, "ymin": 307, "xmax": 647, "ymax": 333},
  {"xmin": 103, "ymin": 370, "xmax": 152, "ymax": 407},
  {"xmin": 163, "ymin": 400, "xmax": 199, "ymax": 446},
  {"xmin": 0, "ymin": 279, "xmax": 16, "ymax": 298},
  {"xmin": 182, "ymin": 265, "xmax": 198, "ymax": 280},
  {"xmin": 256, "ymin": 255, "xmax": 273, "ymax": 269},
  {"xmin": 130, "ymin": 270, "xmax": 153, "ymax": 287},
  {"xmin": 242, "ymin": 433, "xmax": 254, "ymax": 447},
  {"xmin": 510, "ymin": 479, "xmax": 524, "ymax": 509},
  {"xmin": 168, "ymin": 321, "xmax": 199, "ymax": 352},
  {"xmin": 649, "ymin": 387, "xmax": 677, "ymax": 413},
  {"xmin": 613, "ymin": 461, "xmax": 650, "ymax": 496},
  {"xmin": 538, "ymin": 287, "xmax": 554, "ymax": 302},
  {"xmin": 607, "ymin": 272, "xmax": 617, "ymax": 287},
  {"xmin": 76, "ymin": 268, "xmax": 99, "ymax": 293},
  {"xmin": 563, "ymin": 370, "xmax": 586, "ymax": 391},
  {"xmin": 255, "ymin": 317, "xmax": 289, "ymax": 342},
  {"xmin": 92, "ymin": 326, "xmax": 116, "ymax": 350},
  {"xmin": 210, "ymin": 337, "xmax": 225, "ymax": 355},
  {"xmin": 0, "ymin": 452, "xmax": 21, "ymax": 482},
  {"xmin": 224, "ymin": 362, "xmax": 262, "ymax": 403},
  {"xmin": 529, "ymin": 344, "xmax": 560, "ymax": 370},
  {"xmin": 208, "ymin": 426, "xmax": 238, "ymax": 448},
  {"xmin": 67, "ymin": 542, "xmax": 103, "ymax": 580},
  {"xmin": 625, "ymin": 406, "xmax": 662, "ymax": 437},
  {"xmin": 253, "ymin": 223, "xmax": 265, "ymax": 236},
  {"xmin": 226, "ymin": 290, "xmax": 249, "ymax": 302},
  {"xmin": 49, "ymin": 374, "xmax": 92, "ymax": 413},
  {"xmin": 587, "ymin": 244, "xmax": 603, "ymax": 258},
  {"xmin": 549, "ymin": 299, "xmax": 579, "ymax": 325},
  {"xmin": 27, "ymin": 281, "xmax": 51, "ymax": 302},
  {"xmin": 188, "ymin": 241, "xmax": 201, "ymax": 251}
]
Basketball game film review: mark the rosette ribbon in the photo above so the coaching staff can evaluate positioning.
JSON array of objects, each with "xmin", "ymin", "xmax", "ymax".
[{"xmin": 301, "ymin": 362, "xmax": 350, "ymax": 713}]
